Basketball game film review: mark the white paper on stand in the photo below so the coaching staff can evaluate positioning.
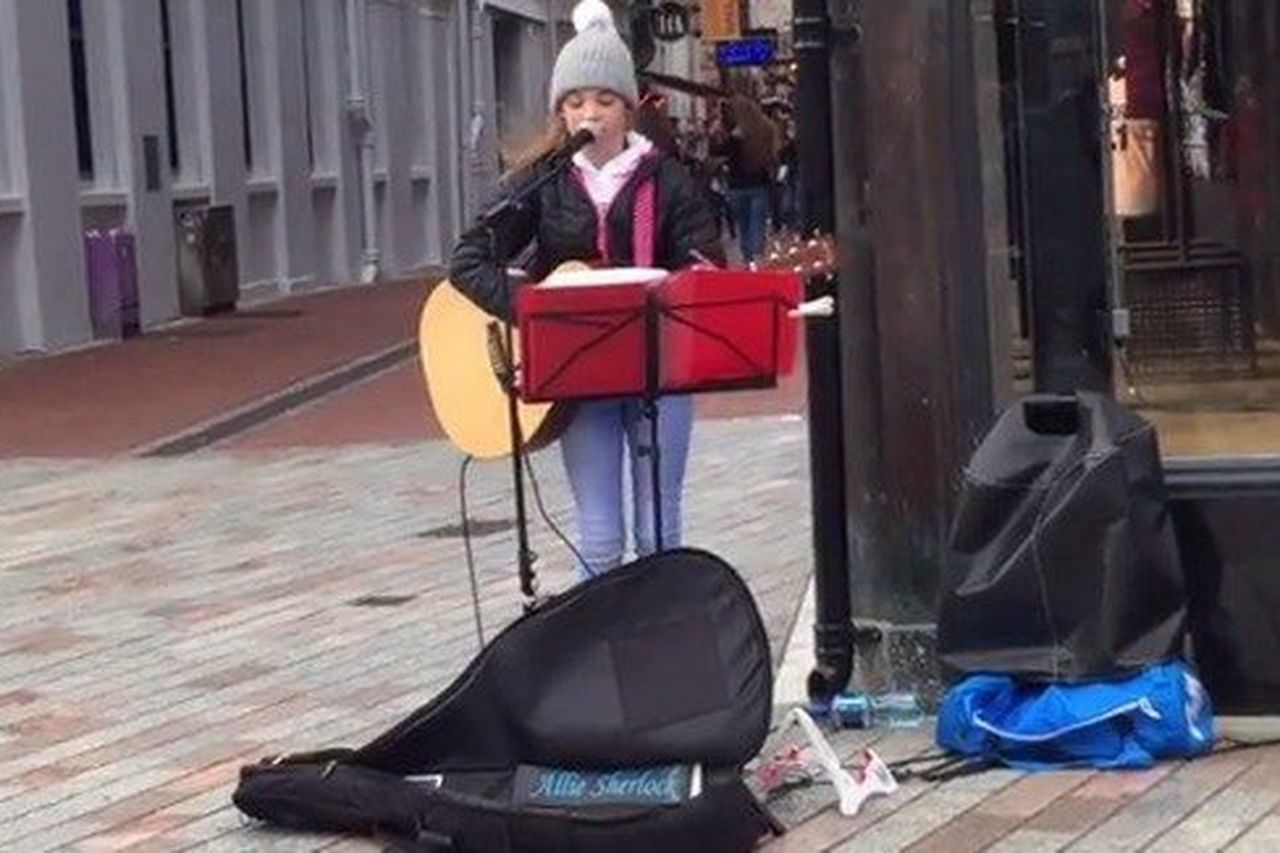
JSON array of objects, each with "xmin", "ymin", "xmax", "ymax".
[{"xmin": 539, "ymin": 267, "xmax": 669, "ymax": 288}]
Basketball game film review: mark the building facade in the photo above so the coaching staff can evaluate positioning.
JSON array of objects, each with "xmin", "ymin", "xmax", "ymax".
[{"xmin": 0, "ymin": 0, "xmax": 585, "ymax": 358}]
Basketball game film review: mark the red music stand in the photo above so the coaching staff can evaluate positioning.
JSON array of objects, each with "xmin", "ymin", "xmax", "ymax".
[{"xmin": 517, "ymin": 268, "xmax": 802, "ymax": 552}]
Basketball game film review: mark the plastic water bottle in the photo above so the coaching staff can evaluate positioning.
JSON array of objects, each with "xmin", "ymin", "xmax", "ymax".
[
  {"xmin": 830, "ymin": 691, "xmax": 872, "ymax": 728},
  {"xmin": 816, "ymin": 690, "xmax": 924, "ymax": 729},
  {"xmin": 870, "ymin": 692, "xmax": 924, "ymax": 729}
]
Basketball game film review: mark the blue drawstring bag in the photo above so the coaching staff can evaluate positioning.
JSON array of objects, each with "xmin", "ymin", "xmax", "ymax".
[{"xmin": 936, "ymin": 660, "xmax": 1214, "ymax": 770}]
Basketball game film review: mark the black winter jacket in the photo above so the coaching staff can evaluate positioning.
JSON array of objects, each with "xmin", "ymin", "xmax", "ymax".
[{"xmin": 448, "ymin": 152, "xmax": 724, "ymax": 319}]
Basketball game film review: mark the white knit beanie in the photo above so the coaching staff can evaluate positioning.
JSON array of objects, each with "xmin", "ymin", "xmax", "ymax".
[{"xmin": 548, "ymin": 0, "xmax": 639, "ymax": 110}]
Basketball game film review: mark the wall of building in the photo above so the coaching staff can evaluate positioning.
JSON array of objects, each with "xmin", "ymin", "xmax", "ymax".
[
  {"xmin": 0, "ymin": 0, "xmax": 90, "ymax": 354},
  {"xmin": 0, "ymin": 0, "xmax": 570, "ymax": 358}
]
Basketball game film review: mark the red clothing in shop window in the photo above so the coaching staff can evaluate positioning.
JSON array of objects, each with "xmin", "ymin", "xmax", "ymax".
[
  {"xmin": 1225, "ymin": 79, "xmax": 1266, "ymax": 221},
  {"xmin": 1123, "ymin": 0, "xmax": 1165, "ymax": 120}
]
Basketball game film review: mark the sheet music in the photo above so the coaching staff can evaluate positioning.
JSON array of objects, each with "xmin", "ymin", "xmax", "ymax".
[{"xmin": 540, "ymin": 267, "xmax": 669, "ymax": 288}]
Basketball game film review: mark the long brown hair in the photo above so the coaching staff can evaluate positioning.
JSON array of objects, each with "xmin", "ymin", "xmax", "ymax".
[
  {"xmin": 502, "ymin": 118, "xmax": 569, "ymax": 176},
  {"xmin": 501, "ymin": 96, "xmax": 637, "ymax": 175},
  {"xmin": 727, "ymin": 95, "xmax": 780, "ymax": 178}
]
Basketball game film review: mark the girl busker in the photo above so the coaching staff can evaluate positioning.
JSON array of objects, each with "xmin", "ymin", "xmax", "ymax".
[{"xmin": 448, "ymin": 0, "xmax": 723, "ymax": 579}]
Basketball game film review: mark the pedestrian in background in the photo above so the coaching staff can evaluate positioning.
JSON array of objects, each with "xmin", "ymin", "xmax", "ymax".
[{"xmin": 711, "ymin": 95, "xmax": 780, "ymax": 262}]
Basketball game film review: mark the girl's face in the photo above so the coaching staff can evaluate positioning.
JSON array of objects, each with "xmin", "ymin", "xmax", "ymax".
[{"xmin": 558, "ymin": 88, "xmax": 629, "ymax": 155}]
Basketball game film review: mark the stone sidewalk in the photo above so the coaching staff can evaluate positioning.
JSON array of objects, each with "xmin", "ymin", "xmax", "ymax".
[
  {"xmin": 7, "ymin": 413, "xmax": 1280, "ymax": 853},
  {"xmin": 0, "ymin": 415, "xmax": 812, "ymax": 851}
]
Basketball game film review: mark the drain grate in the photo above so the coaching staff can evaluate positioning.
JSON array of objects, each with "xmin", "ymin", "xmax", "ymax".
[
  {"xmin": 418, "ymin": 518, "xmax": 514, "ymax": 539},
  {"xmin": 348, "ymin": 594, "xmax": 417, "ymax": 607}
]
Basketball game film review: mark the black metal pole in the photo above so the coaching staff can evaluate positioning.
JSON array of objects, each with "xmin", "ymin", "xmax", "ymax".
[
  {"xmin": 644, "ymin": 291, "xmax": 663, "ymax": 552},
  {"xmin": 485, "ymin": 226, "xmax": 538, "ymax": 606},
  {"xmin": 794, "ymin": 0, "xmax": 854, "ymax": 701},
  {"xmin": 503, "ymin": 318, "xmax": 539, "ymax": 603}
]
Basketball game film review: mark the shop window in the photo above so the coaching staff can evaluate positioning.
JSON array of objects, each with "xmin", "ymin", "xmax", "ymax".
[
  {"xmin": 67, "ymin": 0, "xmax": 93, "ymax": 181},
  {"xmin": 160, "ymin": 0, "xmax": 180, "ymax": 174},
  {"xmin": 158, "ymin": 0, "xmax": 205, "ymax": 184},
  {"xmin": 235, "ymin": 0, "xmax": 254, "ymax": 171},
  {"xmin": 1105, "ymin": 0, "xmax": 1280, "ymax": 457},
  {"xmin": 300, "ymin": 0, "xmax": 315, "ymax": 171},
  {"xmin": 491, "ymin": 11, "xmax": 527, "ymax": 148}
]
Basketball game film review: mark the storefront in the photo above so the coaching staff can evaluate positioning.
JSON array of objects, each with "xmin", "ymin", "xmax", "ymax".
[{"xmin": 808, "ymin": 0, "xmax": 1280, "ymax": 713}]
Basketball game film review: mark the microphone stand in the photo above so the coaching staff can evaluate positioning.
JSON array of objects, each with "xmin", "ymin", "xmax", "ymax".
[{"xmin": 478, "ymin": 152, "xmax": 581, "ymax": 609}]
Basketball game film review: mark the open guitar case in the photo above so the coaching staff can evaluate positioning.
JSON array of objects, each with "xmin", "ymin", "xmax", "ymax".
[{"xmin": 232, "ymin": 548, "xmax": 781, "ymax": 852}]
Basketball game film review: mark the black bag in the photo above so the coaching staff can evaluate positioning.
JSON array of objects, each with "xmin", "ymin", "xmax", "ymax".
[
  {"xmin": 1171, "ymin": 460, "xmax": 1280, "ymax": 714},
  {"xmin": 937, "ymin": 393, "xmax": 1186, "ymax": 681},
  {"xmin": 233, "ymin": 548, "xmax": 777, "ymax": 851}
]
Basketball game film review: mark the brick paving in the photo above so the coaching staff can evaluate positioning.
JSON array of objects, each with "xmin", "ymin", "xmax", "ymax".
[
  {"xmin": 9, "ymin": 421, "xmax": 1277, "ymax": 853},
  {"xmin": 217, "ymin": 347, "xmax": 807, "ymax": 452},
  {"xmin": 0, "ymin": 416, "xmax": 812, "ymax": 851}
]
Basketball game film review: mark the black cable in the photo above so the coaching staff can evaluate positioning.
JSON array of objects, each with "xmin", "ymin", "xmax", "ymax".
[
  {"xmin": 1217, "ymin": 736, "xmax": 1280, "ymax": 753},
  {"xmin": 918, "ymin": 756, "xmax": 995, "ymax": 783},
  {"xmin": 457, "ymin": 455, "xmax": 485, "ymax": 649},
  {"xmin": 885, "ymin": 751, "xmax": 953, "ymax": 769},
  {"xmin": 522, "ymin": 452, "xmax": 593, "ymax": 578}
]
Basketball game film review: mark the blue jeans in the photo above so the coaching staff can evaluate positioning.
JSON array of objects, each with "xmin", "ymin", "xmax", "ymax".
[
  {"xmin": 727, "ymin": 186, "xmax": 770, "ymax": 262},
  {"xmin": 559, "ymin": 395, "xmax": 694, "ymax": 580}
]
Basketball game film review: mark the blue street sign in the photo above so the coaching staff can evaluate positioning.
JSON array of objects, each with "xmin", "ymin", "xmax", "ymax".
[{"xmin": 714, "ymin": 37, "xmax": 776, "ymax": 68}]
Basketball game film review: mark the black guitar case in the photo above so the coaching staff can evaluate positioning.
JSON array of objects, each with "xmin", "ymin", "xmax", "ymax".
[{"xmin": 232, "ymin": 548, "xmax": 778, "ymax": 851}]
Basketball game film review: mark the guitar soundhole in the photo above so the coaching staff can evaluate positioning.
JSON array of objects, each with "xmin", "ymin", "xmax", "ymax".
[{"xmin": 417, "ymin": 518, "xmax": 515, "ymax": 539}]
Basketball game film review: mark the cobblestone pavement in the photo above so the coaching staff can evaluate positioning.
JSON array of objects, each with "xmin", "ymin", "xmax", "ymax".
[{"xmin": 0, "ymin": 415, "xmax": 812, "ymax": 851}]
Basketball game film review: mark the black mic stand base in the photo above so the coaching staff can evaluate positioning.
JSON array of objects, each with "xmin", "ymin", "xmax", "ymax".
[
  {"xmin": 503, "ymin": 370, "xmax": 540, "ymax": 611},
  {"xmin": 642, "ymin": 292, "xmax": 665, "ymax": 554}
]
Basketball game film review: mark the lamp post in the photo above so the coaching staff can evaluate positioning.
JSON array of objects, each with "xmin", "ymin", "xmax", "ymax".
[{"xmin": 793, "ymin": 0, "xmax": 855, "ymax": 702}]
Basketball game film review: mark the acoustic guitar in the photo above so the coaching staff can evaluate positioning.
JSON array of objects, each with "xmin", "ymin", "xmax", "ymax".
[
  {"xmin": 419, "ymin": 236, "xmax": 835, "ymax": 459},
  {"xmin": 418, "ymin": 263, "xmax": 585, "ymax": 460}
]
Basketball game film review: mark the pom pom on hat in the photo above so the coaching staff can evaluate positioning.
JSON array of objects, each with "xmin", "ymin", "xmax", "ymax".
[
  {"xmin": 549, "ymin": 0, "xmax": 638, "ymax": 109},
  {"xmin": 572, "ymin": 0, "xmax": 616, "ymax": 33}
]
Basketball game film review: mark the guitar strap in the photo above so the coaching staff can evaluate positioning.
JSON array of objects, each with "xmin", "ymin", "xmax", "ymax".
[{"xmin": 631, "ymin": 177, "xmax": 656, "ymax": 268}]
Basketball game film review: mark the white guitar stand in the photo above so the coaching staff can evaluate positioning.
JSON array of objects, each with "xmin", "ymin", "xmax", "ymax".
[{"xmin": 775, "ymin": 707, "xmax": 898, "ymax": 817}]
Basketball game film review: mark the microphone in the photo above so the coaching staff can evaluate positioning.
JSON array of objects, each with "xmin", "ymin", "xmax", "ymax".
[{"xmin": 550, "ymin": 126, "xmax": 597, "ymax": 164}]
